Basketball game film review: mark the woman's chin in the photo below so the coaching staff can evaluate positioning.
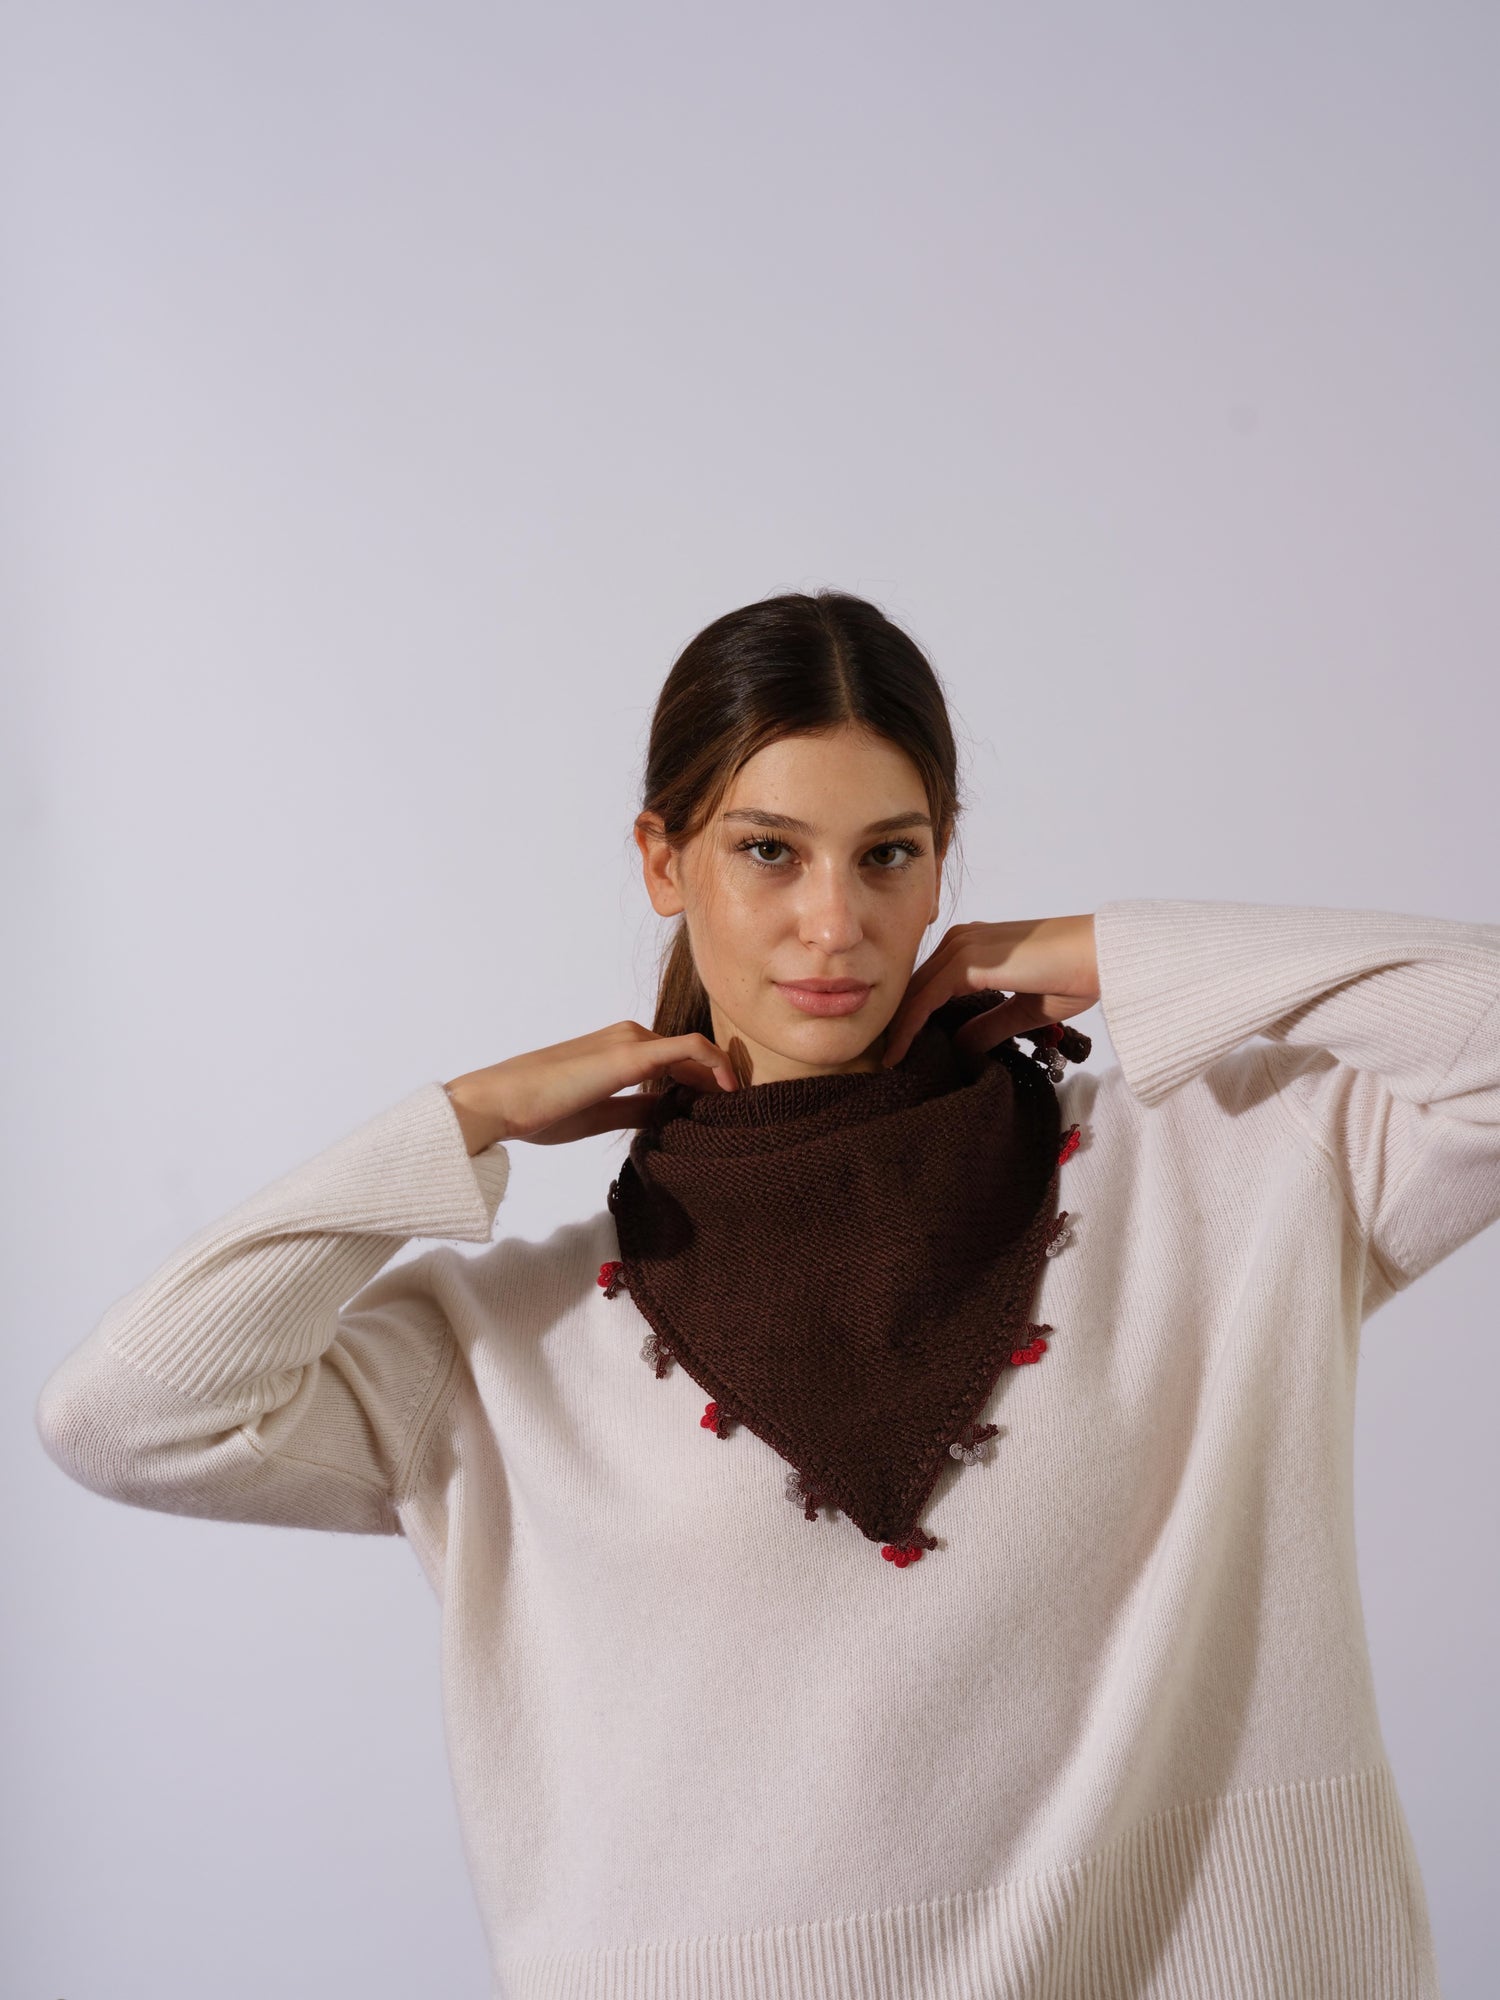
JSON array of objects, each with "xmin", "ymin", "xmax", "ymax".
[{"xmin": 752, "ymin": 1014, "xmax": 890, "ymax": 1075}]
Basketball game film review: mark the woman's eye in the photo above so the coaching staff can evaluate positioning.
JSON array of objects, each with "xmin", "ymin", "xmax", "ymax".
[{"xmin": 735, "ymin": 835, "xmax": 922, "ymax": 871}]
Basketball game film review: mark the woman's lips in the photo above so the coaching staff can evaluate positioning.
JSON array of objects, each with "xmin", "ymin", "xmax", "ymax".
[{"xmin": 775, "ymin": 980, "xmax": 873, "ymax": 1017}]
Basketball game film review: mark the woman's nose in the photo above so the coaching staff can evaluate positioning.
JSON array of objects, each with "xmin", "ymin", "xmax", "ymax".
[{"xmin": 796, "ymin": 869, "xmax": 865, "ymax": 955}]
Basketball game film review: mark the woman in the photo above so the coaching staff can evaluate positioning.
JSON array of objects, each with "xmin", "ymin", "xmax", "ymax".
[{"xmin": 37, "ymin": 589, "xmax": 1498, "ymax": 1998}]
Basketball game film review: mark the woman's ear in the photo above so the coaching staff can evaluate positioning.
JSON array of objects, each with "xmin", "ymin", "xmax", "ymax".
[{"xmin": 635, "ymin": 812, "xmax": 686, "ymax": 917}]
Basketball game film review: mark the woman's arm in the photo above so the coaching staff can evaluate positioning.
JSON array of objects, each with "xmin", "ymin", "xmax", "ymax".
[
  {"xmin": 1092, "ymin": 898, "xmax": 1500, "ymax": 1296},
  {"xmin": 34, "ymin": 1017, "xmax": 744, "ymax": 1534},
  {"xmin": 33, "ymin": 1082, "xmax": 511, "ymax": 1534}
]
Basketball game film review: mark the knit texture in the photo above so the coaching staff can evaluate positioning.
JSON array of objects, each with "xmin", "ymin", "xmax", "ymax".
[
  {"xmin": 610, "ymin": 994, "xmax": 1083, "ymax": 1553},
  {"xmin": 34, "ymin": 898, "xmax": 1500, "ymax": 1998}
]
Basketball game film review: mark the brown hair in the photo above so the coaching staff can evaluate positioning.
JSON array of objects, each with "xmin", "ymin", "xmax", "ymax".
[{"xmin": 636, "ymin": 589, "xmax": 965, "ymax": 1074}]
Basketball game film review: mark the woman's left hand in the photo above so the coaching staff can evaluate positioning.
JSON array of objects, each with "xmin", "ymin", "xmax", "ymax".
[{"xmin": 878, "ymin": 914, "xmax": 1100, "ymax": 1068}]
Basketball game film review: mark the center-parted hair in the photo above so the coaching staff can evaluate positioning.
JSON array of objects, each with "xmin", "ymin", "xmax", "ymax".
[{"xmin": 638, "ymin": 589, "xmax": 965, "ymax": 1057}]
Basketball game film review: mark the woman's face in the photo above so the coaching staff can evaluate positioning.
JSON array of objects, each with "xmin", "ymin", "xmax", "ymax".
[{"xmin": 637, "ymin": 724, "xmax": 947, "ymax": 1085}]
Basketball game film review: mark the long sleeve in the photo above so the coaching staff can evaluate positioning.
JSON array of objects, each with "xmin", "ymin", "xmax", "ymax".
[
  {"xmin": 34, "ymin": 1080, "xmax": 512, "ymax": 1534},
  {"xmin": 1092, "ymin": 897, "xmax": 1500, "ymax": 1298}
]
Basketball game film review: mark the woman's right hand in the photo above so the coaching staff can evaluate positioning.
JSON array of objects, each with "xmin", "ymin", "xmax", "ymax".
[{"xmin": 442, "ymin": 1022, "xmax": 740, "ymax": 1154}]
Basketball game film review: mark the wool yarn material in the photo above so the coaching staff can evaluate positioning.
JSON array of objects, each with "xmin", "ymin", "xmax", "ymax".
[{"xmin": 607, "ymin": 992, "xmax": 1091, "ymax": 1555}]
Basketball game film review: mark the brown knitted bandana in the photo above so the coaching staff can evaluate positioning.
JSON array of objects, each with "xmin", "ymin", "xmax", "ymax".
[{"xmin": 603, "ymin": 992, "xmax": 1092, "ymax": 1568}]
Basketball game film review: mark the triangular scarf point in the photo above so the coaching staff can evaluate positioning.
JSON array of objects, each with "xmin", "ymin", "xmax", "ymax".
[{"xmin": 601, "ymin": 992, "xmax": 1090, "ymax": 1568}]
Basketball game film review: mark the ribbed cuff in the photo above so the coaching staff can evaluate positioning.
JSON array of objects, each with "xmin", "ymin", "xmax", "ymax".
[
  {"xmin": 1093, "ymin": 897, "xmax": 1496, "ymax": 1107},
  {"xmin": 101, "ymin": 1081, "xmax": 512, "ymax": 1401}
]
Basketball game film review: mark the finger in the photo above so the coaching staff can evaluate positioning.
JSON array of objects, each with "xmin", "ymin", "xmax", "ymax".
[
  {"xmin": 527, "ymin": 1041, "xmax": 737, "ymax": 1148},
  {"xmin": 952, "ymin": 993, "xmax": 1048, "ymax": 1059},
  {"xmin": 525, "ymin": 1089, "xmax": 670, "ymax": 1145},
  {"xmin": 642, "ymin": 1033, "xmax": 739, "ymax": 1091},
  {"xmin": 879, "ymin": 942, "xmax": 973, "ymax": 1068},
  {"xmin": 954, "ymin": 992, "xmax": 1092, "ymax": 1062},
  {"xmin": 535, "ymin": 1056, "xmax": 735, "ymax": 1144},
  {"xmin": 899, "ymin": 927, "xmax": 968, "ymax": 1006},
  {"xmin": 663, "ymin": 1058, "xmax": 734, "ymax": 1092},
  {"xmin": 585, "ymin": 1040, "xmax": 726, "ymax": 1110}
]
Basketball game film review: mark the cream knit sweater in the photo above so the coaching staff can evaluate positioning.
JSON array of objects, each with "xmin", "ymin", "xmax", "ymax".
[{"xmin": 36, "ymin": 898, "xmax": 1500, "ymax": 2000}]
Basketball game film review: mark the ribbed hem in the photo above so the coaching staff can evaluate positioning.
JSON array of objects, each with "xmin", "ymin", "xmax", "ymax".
[{"xmin": 499, "ymin": 1764, "xmax": 1436, "ymax": 2000}]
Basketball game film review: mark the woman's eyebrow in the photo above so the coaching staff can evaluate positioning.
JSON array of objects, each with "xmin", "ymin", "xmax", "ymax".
[{"xmin": 720, "ymin": 808, "xmax": 933, "ymax": 835}]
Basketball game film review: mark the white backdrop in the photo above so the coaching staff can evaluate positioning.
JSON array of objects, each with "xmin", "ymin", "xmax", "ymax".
[{"xmin": 5, "ymin": 3, "xmax": 1497, "ymax": 1994}]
